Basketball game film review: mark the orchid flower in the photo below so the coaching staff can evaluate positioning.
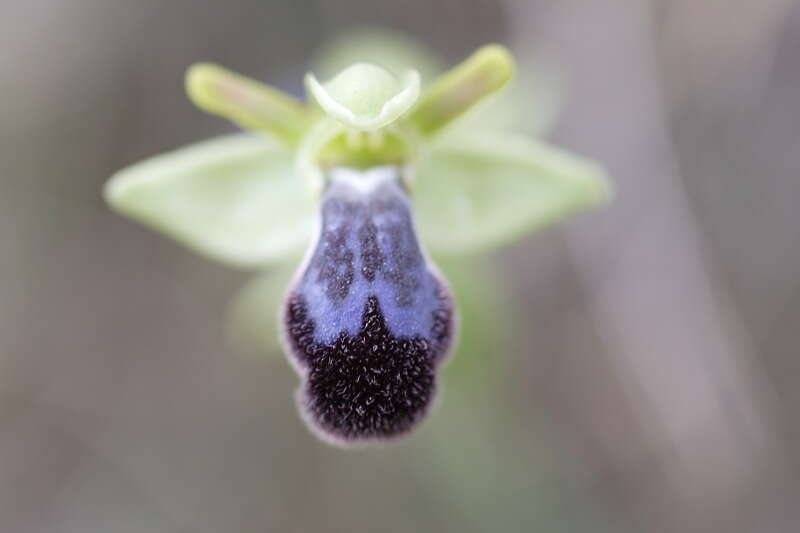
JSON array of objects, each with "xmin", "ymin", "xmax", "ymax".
[{"xmin": 104, "ymin": 35, "xmax": 610, "ymax": 447}]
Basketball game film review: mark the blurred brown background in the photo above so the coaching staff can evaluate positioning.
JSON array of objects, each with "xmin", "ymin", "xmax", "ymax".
[{"xmin": 2, "ymin": 1, "xmax": 800, "ymax": 532}]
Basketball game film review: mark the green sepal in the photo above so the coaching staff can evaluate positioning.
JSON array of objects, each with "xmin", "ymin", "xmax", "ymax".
[
  {"xmin": 104, "ymin": 134, "xmax": 314, "ymax": 268},
  {"xmin": 305, "ymin": 63, "xmax": 420, "ymax": 131},
  {"xmin": 414, "ymin": 132, "xmax": 611, "ymax": 254}
]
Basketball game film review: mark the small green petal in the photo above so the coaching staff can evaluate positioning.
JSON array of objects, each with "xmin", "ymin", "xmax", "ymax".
[
  {"xmin": 305, "ymin": 63, "xmax": 420, "ymax": 130},
  {"xmin": 452, "ymin": 55, "xmax": 564, "ymax": 137},
  {"xmin": 186, "ymin": 63, "xmax": 313, "ymax": 143},
  {"xmin": 409, "ymin": 44, "xmax": 514, "ymax": 137},
  {"xmin": 104, "ymin": 134, "xmax": 314, "ymax": 268},
  {"xmin": 414, "ymin": 132, "xmax": 611, "ymax": 254}
]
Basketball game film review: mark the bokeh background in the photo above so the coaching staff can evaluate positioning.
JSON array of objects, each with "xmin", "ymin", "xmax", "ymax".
[{"xmin": 3, "ymin": 1, "xmax": 800, "ymax": 532}]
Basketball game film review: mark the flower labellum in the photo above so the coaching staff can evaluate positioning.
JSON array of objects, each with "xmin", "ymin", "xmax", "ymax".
[
  {"xmin": 103, "ymin": 34, "xmax": 611, "ymax": 447},
  {"xmin": 283, "ymin": 166, "xmax": 453, "ymax": 445}
]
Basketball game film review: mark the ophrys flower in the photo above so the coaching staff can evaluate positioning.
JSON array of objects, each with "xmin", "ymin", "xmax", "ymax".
[{"xmin": 104, "ymin": 36, "xmax": 610, "ymax": 446}]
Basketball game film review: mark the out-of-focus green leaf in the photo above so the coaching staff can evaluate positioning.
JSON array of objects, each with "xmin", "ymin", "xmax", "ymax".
[
  {"xmin": 435, "ymin": 257, "xmax": 512, "ymax": 385},
  {"xmin": 104, "ymin": 134, "xmax": 314, "ymax": 268},
  {"xmin": 227, "ymin": 264, "xmax": 298, "ymax": 357},
  {"xmin": 414, "ymin": 132, "xmax": 611, "ymax": 254}
]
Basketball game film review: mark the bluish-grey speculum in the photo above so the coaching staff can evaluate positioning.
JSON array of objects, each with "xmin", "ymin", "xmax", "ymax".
[{"xmin": 282, "ymin": 166, "xmax": 454, "ymax": 444}]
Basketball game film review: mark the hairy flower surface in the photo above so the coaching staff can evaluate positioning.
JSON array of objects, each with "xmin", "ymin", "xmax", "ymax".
[
  {"xmin": 284, "ymin": 167, "xmax": 453, "ymax": 444},
  {"xmin": 104, "ymin": 32, "xmax": 610, "ymax": 446}
]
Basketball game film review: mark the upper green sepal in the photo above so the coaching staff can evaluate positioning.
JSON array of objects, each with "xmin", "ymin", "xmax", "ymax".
[{"xmin": 305, "ymin": 63, "xmax": 421, "ymax": 131}]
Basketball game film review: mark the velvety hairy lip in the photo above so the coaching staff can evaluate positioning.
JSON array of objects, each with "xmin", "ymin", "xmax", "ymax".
[{"xmin": 282, "ymin": 166, "xmax": 455, "ymax": 445}]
